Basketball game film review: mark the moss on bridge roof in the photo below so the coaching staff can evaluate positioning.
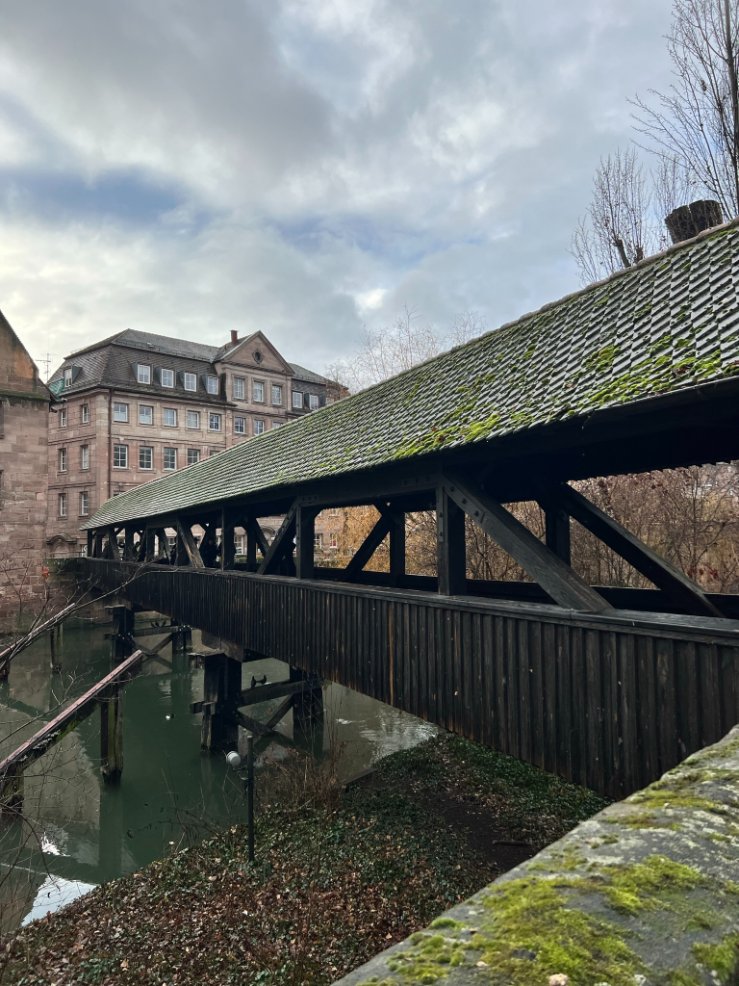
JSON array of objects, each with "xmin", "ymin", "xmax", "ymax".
[{"xmin": 85, "ymin": 220, "xmax": 739, "ymax": 530}]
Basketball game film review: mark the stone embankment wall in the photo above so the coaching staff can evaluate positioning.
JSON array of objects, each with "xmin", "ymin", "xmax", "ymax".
[{"xmin": 337, "ymin": 726, "xmax": 739, "ymax": 986}]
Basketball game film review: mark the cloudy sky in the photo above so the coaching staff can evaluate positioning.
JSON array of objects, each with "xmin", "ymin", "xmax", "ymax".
[{"xmin": 0, "ymin": 0, "xmax": 674, "ymax": 378}]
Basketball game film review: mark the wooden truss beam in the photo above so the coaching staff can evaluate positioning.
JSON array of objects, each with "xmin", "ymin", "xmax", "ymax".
[
  {"xmin": 542, "ymin": 482, "xmax": 722, "ymax": 618},
  {"xmin": 344, "ymin": 508, "xmax": 393, "ymax": 578},
  {"xmin": 442, "ymin": 473, "xmax": 611, "ymax": 613},
  {"xmin": 177, "ymin": 521, "xmax": 204, "ymax": 569},
  {"xmin": 436, "ymin": 486, "xmax": 466, "ymax": 595},
  {"xmin": 257, "ymin": 503, "xmax": 297, "ymax": 575}
]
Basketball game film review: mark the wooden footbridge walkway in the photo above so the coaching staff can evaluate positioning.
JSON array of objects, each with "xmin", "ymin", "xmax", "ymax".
[{"xmin": 78, "ymin": 220, "xmax": 739, "ymax": 799}]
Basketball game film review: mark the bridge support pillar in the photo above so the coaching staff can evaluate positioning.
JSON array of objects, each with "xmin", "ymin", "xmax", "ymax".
[
  {"xmin": 290, "ymin": 667, "xmax": 324, "ymax": 743},
  {"xmin": 109, "ymin": 606, "xmax": 135, "ymax": 666},
  {"xmin": 200, "ymin": 653, "xmax": 241, "ymax": 752},
  {"xmin": 100, "ymin": 686, "xmax": 124, "ymax": 784}
]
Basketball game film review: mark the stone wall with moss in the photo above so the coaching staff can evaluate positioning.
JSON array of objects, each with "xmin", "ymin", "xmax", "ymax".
[{"xmin": 335, "ymin": 726, "xmax": 739, "ymax": 986}]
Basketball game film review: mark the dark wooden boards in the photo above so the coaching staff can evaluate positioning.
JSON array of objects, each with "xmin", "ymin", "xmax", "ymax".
[{"xmin": 83, "ymin": 559, "xmax": 739, "ymax": 799}]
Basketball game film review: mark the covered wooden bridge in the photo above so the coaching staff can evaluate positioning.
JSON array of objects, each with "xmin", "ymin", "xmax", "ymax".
[{"xmin": 80, "ymin": 221, "xmax": 739, "ymax": 799}]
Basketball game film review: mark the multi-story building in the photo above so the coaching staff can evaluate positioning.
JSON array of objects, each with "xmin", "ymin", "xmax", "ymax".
[
  {"xmin": 47, "ymin": 328, "xmax": 346, "ymax": 556},
  {"xmin": 0, "ymin": 309, "xmax": 52, "ymax": 628}
]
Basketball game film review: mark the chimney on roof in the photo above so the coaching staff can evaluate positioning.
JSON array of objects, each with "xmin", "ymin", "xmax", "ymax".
[
  {"xmin": 665, "ymin": 200, "xmax": 723, "ymax": 244},
  {"xmin": 231, "ymin": 330, "xmax": 239, "ymax": 345}
]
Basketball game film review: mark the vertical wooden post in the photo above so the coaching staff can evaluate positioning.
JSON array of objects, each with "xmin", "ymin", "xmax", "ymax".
[
  {"xmin": 200, "ymin": 654, "xmax": 241, "ymax": 751},
  {"xmin": 221, "ymin": 509, "xmax": 236, "ymax": 571},
  {"xmin": 87, "ymin": 530, "xmax": 94, "ymax": 557},
  {"xmin": 100, "ymin": 686, "xmax": 123, "ymax": 783},
  {"xmin": 436, "ymin": 487, "xmax": 466, "ymax": 595},
  {"xmin": 110, "ymin": 606, "xmax": 134, "ymax": 666},
  {"xmin": 295, "ymin": 505, "xmax": 316, "ymax": 580},
  {"xmin": 124, "ymin": 527, "xmax": 135, "ymax": 561},
  {"xmin": 389, "ymin": 509, "xmax": 406, "ymax": 585},
  {"xmin": 145, "ymin": 528, "xmax": 155, "ymax": 561},
  {"xmin": 246, "ymin": 517, "xmax": 257, "ymax": 571},
  {"xmin": 291, "ymin": 667, "xmax": 324, "ymax": 740},
  {"xmin": 545, "ymin": 505, "xmax": 571, "ymax": 565}
]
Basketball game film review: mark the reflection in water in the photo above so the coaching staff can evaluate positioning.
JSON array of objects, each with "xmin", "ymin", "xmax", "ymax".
[{"xmin": 0, "ymin": 624, "xmax": 435, "ymax": 930}]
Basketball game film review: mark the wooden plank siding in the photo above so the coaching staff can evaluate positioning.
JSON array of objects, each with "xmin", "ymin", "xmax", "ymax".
[{"xmin": 83, "ymin": 560, "xmax": 739, "ymax": 799}]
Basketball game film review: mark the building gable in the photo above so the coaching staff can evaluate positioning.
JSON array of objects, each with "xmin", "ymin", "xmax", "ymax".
[
  {"xmin": 217, "ymin": 332, "xmax": 293, "ymax": 376},
  {"xmin": 0, "ymin": 309, "xmax": 49, "ymax": 401}
]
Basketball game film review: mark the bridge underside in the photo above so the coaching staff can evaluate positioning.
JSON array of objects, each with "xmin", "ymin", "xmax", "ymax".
[{"xmin": 82, "ymin": 558, "xmax": 739, "ymax": 800}]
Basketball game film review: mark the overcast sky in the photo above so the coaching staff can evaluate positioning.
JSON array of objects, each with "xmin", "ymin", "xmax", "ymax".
[{"xmin": 0, "ymin": 0, "xmax": 675, "ymax": 378}]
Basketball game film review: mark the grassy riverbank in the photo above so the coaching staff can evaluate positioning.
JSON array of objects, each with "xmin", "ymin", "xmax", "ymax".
[{"xmin": 1, "ymin": 734, "xmax": 606, "ymax": 986}]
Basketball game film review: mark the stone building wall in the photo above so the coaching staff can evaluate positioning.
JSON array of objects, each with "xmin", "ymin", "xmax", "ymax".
[{"xmin": 0, "ymin": 310, "xmax": 51, "ymax": 629}]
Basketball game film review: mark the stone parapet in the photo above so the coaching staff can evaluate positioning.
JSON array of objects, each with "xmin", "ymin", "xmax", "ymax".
[{"xmin": 336, "ymin": 726, "xmax": 739, "ymax": 986}]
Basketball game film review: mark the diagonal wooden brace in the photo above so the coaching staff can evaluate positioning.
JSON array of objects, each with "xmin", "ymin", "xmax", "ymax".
[
  {"xmin": 442, "ymin": 473, "xmax": 611, "ymax": 613},
  {"xmin": 541, "ymin": 482, "xmax": 722, "ymax": 618}
]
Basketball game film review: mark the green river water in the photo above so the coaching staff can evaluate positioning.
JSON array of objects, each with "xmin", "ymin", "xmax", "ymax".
[{"xmin": 0, "ymin": 622, "xmax": 435, "ymax": 932}]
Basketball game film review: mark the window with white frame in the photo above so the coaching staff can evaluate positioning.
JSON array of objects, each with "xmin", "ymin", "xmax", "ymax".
[
  {"xmin": 253, "ymin": 380, "xmax": 265, "ymax": 402},
  {"xmin": 329, "ymin": 532, "xmax": 338, "ymax": 549},
  {"xmin": 186, "ymin": 409, "xmax": 200, "ymax": 429},
  {"xmin": 80, "ymin": 445, "xmax": 90, "ymax": 470},
  {"xmin": 63, "ymin": 368, "xmax": 73, "ymax": 388},
  {"xmin": 309, "ymin": 394, "xmax": 320, "ymax": 410},
  {"xmin": 208, "ymin": 412, "xmax": 222, "ymax": 432},
  {"xmin": 184, "ymin": 372, "xmax": 197, "ymax": 392},
  {"xmin": 113, "ymin": 444, "xmax": 128, "ymax": 468},
  {"xmin": 163, "ymin": 447, "xmax": 177, "ymax": 470},
  {"xmin": 271, "ymin": 384, "xmax": 283, "ymax": 405},
  {"xmin": 206, "ymin": 374, "xmax": 219, "ymax": 395},
  {"xmin": 253, "ymin": 418, "xmax": 265, "ymax": 435},
  {"xmin": 139, "ymin": 446, "xmax": 153, "ymax": 469},
  {"xmin": 313, "ymin": 532, "xmax": 324, "ymax": 550},
  {"xmin": 58, "ymin": 492, "xmax": 67, "ymax": 517},
  {"xmin": 292, "ymin": 390, "xmax": 303, "ymax": 409},
  {"xmin": 161, "ymin": 368, "xmax": 174, "ymax": 388},
  {"xmin": 137, "ymin": 364, "xmax": 152, "ymax": 385},
  {"xmin": 59, "ymin": 407, "xmax": 68, "ymax": 427},
  {"xmin": 234, "ymin": 416, "xmax": 246, "ymax": 434},
  {"xmin": 163, "ymin": 407, "xmax": 177, "ymax": 427},
  {"xmin": 272, "ymin": 421, "xmax": 282, "ymax": 429},
  {"xmin": 81, "ymin": 403, "xmax": 90, "ymax": 424},
  {"xmin": 113, "ymin": 402, "xmax": 129, "ymax": 422},
  {"xmin": 79, "ymin": 491, "xmax": 89, "ymax": 516},
  {"xmin": 58, "ymin": 448, "xmax": 67, "ymax": 472},
  {"xmin": 139, "ymin": 404, "xmax": 154, "ymax": 425},
  {"xmin": 187, "ymin": 448, "xmax": 200, "ymax": 465},
  {"xmin": 233, "ymin": 376, "xmax": 245, "ymax": 400}
]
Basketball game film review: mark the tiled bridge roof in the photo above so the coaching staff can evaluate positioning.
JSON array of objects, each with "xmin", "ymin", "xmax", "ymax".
[{"xmin": 85, "ymin": 221, "xmax": 739, "ymax": 530}]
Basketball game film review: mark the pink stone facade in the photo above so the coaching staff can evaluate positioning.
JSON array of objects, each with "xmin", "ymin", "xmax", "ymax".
[{"xmin": 0, "ymin": 311, "xmax": 51, "ymax": 628}]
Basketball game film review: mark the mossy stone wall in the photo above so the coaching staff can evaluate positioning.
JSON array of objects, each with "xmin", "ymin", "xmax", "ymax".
[{"xmin": 335, "ymin": 726, "xmax": 739, "ymax": 986}]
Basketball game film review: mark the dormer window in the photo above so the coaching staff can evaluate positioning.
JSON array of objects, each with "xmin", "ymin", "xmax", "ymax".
[
  {"xmin": 161, "ymin": 368, "xmax": 174, "ymax": 388},
  {"xmin": 137, "ymin": 364, "xmax": 152, "ymax": 385},
  {"xmin": 184, "ymin": 372, "xmax": 197, "ymax": 392},
  {"xmin": 63, "ymin": 368, "xmax": 73, "ymax": 388},
  {"xmin": 206, "ymin": 374, "xmax": 219, "ymax": 395}
]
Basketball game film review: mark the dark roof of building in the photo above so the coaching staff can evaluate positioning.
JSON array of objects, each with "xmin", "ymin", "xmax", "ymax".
[
  {"xmin": 84, "ymin": 219, "xmax": 739, "ymax": 530},
  {"xmin": 67, "ymin": 328, "xmax": 220, "ymax": 363},
  {"xmin": 48, "ymin": 335, "xmax": 229, "ymax": 405},
  {"xmin": 289, "ymin": 363, "xmax": 333, "ymax": 386}
]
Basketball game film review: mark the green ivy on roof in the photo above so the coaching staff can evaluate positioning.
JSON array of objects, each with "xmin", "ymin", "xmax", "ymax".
[{"xmin": 85, "ymin": 220, "xmax": 739, "ymax": 530}]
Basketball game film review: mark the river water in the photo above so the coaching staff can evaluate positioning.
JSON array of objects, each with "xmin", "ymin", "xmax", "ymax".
[{"xmin": 0, "ymin": 622, "xmax": 435, "ymax": 932}]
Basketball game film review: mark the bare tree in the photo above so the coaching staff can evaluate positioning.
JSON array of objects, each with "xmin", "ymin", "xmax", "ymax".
[
  {"xmin": 574, "ymin": 0, "xmax": 739, "ymax": 283},
  {"xmin": 633, "ymin": 0, "xmax": 739, "ymax": 220},
  {"xmin": 572, "ymin": 149, "xmax": 670, "ymax": 282}
]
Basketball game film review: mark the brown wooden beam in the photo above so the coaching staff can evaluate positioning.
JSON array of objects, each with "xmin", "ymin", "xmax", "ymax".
[
  {"xmin": 221, "ymin": 508, "xmax": 236, "ymax": 571},
  {"xmin": 436, "ymin": 486, "xmax": 466, "ymax": 595},
  {"xmin": 296, "ymin": 505, "xmax": 317, "ymax": 579},
  {"xmin": 257, "ymin": 504, "xmax": 297, "ymax": 575},
  {"xmin": 177, "ymin": 522, "xmax": 204, "ymax": 569},
  {"xmin": 344, "ymin": 511, "xmax": 392, "ymax": 578},
  {"xmin": 545, "ymin": 504, "xmax": 571, "ymax": 565},
  {"xmin": 443, "ymin": 473, "xmax": 611, "ymax": 613},
  {"xmin": 543, "ymin": 482, "xmax": 722, "ymax": 618},
  {"xmin": 389, "ymin": 509, "xmax": 406, "ymax": 583}
]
